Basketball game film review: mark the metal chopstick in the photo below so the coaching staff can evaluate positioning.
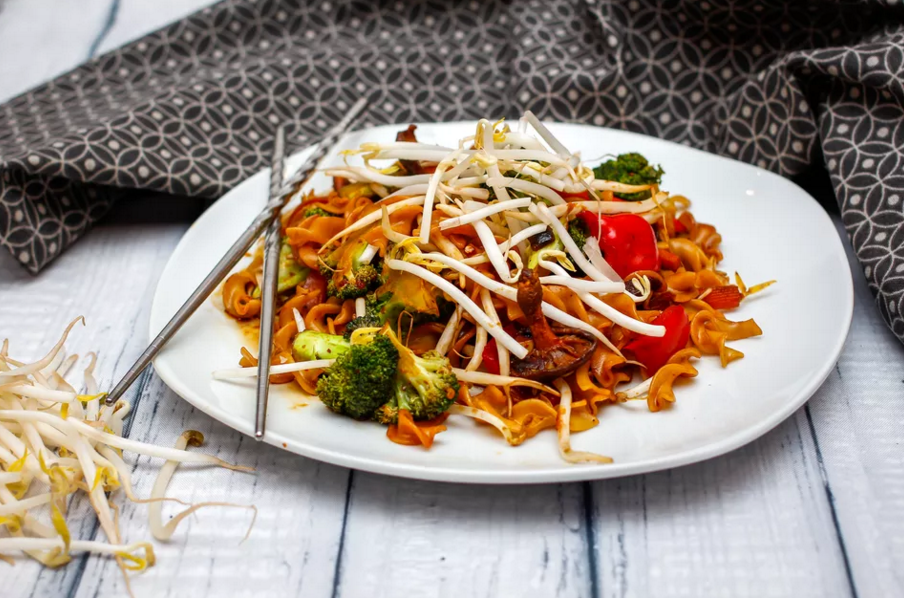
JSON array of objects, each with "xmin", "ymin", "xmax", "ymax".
[
  {"xmin": 104, "ymin": 97, "xmax": 369, "ymax": 408},
  {"xmin": 254, "ymin": 125, "xmax": 286, "ymax": 440}
]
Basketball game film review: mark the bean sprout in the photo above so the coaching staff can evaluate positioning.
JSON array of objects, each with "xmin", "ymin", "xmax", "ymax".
[{"xmin": 553, "ymin": 379, "xmax": 613, "ymax": 464}]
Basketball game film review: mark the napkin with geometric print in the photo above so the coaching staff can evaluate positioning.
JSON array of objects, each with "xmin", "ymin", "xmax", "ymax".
[{"xmin": 1, "ymin": 0, "xmax": 902, "ymax": 343}]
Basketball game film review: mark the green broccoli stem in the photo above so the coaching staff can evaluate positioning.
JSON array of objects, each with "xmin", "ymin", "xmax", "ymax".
[{"xmin": 292, "ymin": 331, "xmax": 350, "ymax": 362}]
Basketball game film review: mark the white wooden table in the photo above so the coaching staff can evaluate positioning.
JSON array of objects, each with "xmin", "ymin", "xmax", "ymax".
[{"xmin": 1, "ymin": 2, "xmax": 902, "ymax": 597}]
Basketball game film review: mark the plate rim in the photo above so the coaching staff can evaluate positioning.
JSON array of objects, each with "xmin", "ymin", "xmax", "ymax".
[{"xmin": 150, "ymin": 121, "xmax": 854, "ymax": 484}]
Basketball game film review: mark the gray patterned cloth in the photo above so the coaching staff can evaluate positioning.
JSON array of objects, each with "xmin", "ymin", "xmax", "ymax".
[{"xmin": 1, "ymin": 0, "xmax": 902, "ymax": 343}]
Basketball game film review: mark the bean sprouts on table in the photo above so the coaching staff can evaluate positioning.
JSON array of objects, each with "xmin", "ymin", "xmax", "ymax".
[{"xmin": 0, "ymin": 320, "xmax": 254, "ymax": 595}]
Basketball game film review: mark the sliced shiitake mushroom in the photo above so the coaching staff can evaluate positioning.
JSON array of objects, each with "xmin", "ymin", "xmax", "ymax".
[{"xmin": 510, "ymin": 269, "xmax": 598, "ymax": 381}]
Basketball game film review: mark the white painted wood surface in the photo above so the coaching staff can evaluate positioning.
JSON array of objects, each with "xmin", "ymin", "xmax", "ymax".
[
  {"xmin": 0, "ymin": 0, "xmax": 113, "ymax": 103},
  {"xmin": 1, "ymin": 2, "xmax": 902, "ymax": 597}
]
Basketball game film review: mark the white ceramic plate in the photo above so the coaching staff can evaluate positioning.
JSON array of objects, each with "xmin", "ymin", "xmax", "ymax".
[{"xmin": 150, "ymin": 121, "xmax": 853, "ymax": 484}]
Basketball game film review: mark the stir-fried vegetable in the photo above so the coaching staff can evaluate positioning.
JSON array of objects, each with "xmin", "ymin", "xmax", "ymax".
[
  {"xmin": 576, "ymin": 211, "xmax": 660, "ymax": 279},
  {"xmin": 278, "ymin": 237, "xmax": 309, "ymax": 293},
  {"xmin": 510, "ymin": 269, "xmax": 598, "ymax": 381},
  {"xmin": 342, "ymin": 271, "xmax": 449, "ymax": 339},
  {"xmin": 316, "ymin": 332, "xmax": 400, "ymax": 420},
  {"xmin": 314, "ymin": 326, "xmax": 458, "ymax": 427},
  {"xmin": 292, "ymin": 330, "xmax": 350, "ymax": 361},
  {"xmin": 624, "ymin": 305, "xmax": 690, "ymax": 372},
  {"xmin": 593, "ymin": 153, "xmax": 664, "ymax": 200},
  {"xmin": 567, "ymin": 217, "xmax": 590, "ymax": 251},
  {"xmin": 373, "ymin": 330, "xmax": 459, "ymax": 424},
  {"xmin": 319, "ymin": 238, "xmax": 384, "ymax": 300},
  {"xmin": 526, "ymin": 227, "xmax": 567, "ymax": 271}
]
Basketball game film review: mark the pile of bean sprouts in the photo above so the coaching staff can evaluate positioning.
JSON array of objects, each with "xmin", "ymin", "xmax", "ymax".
[{"xmin": 0, "ymin": 318, "xmax": 254, "ymax": 594}]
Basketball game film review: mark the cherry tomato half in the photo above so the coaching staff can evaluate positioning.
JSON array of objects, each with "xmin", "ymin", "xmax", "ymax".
[
  {"xmin": 577, "ymin": 211, "xmax": 659, "ymax": 279},
  {"xmin": 481, "ymin": 338, "xmax": 501, "ymax": 375},
  {"xmin": 624, "ymin": 305, "xmax": 690, "ymax": 373}
]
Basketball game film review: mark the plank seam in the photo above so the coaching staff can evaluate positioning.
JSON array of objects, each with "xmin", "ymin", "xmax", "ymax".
[
  {"xmin": 87, "ymin": 0, "xmax": 120, "ymax": 59},
  {"xmin": 329, "ymin": 470, "xmax": 355, "ymax": 598},
  {"xmin": 583, "ymin": 482, "xmax": 600, "ymax": 598},
  {"xmin": 804, "ymin": 404, "xmax": 859, "ymax": 598},
  {"xmin": 63, "ymin": 519, "xmax": 100, "ymax": 598}
]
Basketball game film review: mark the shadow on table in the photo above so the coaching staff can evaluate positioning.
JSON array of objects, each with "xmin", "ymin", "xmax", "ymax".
[
  {"xmin": 0, "ymin": 190, "xmax": 212, "ymax": 277},
  {"xmin": 100, "ymin": 190, "xmax": 212, "ymax": 225}
]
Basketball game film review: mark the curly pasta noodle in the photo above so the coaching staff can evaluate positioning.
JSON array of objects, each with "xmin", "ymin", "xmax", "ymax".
[
  {"xmin": 278, "ymin": 289, "xmax": 323, "ymax": 329},
  {"xmin": 223, "ymin": 271, "xmax": 261, "ymax": 320},
  {"xmin": 568, "ymin": 362, "xmax": 615, "ymax": 431},
  {"xmin": 668, "ymin": 237, "xmax": 712, "ymax": 272},
  {"xmin": 690, "ymin": 310, "xmax": 763, "ymax": 367},
  {"xmin": 692, "ymin": 223, "xmax": 723, "ymax": 262},
  {"xmin": 286, "ymin": 216, "xmax": 346, "ymax": 248},
  {"xmin": 646, "ymin": 348, "xmax": 701, "ymax": 412},
  {"xmin": 305, "ymin": 301, "xmax": 342, "ymax": 333}
]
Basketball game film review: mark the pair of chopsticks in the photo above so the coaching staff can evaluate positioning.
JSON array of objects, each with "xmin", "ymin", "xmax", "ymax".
[{"xmin": 105, "ymin": 98, "xmax": 369, "ymax": 441}]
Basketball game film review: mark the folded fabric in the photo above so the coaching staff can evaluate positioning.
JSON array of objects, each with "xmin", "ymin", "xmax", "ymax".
[{"xmin": 0, "ymin": 0, "xmax": 901, "ymax": 343}]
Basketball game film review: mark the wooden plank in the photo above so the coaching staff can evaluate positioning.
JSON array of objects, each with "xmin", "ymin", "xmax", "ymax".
[
  {"xmin": 94, "ymin": 0, "xmax": 221, "ymax": 55},
  {"xmin": 335, "ymin": 474, "xmax": 593, "ymax": 598},
  {"xmin": 591, "ymin": 414, "xmax": 853, "ymax": 598},
  {"xmin": 801, "ymin": 226, "xmax": 904, "ymax": 598},
  {"xmin": 0, "ymin": 0, "xmax": 113, "ymax": 103}
]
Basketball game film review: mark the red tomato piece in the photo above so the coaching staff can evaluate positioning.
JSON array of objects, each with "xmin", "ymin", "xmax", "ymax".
[
  {"xmin": 560, "ymin": 189, "xmax": 590, "ymax": 202},
  {"xmin": 481, "ymin": 338, "xmax": 501, "ymax": 375},
  {"xmin": 659, "ymin": 249, "xmax": 682, "ymax": 271},
  {"xmin": 577, "ymin": 211, "xmax": 659, "ymax": 279},
  {"xmin": 624, "ymin": 305, "xmax": 690, "ymax": 373},
  {"xmin": 703, "ymin": 285, "xmax": 744, "ymax": 310}
]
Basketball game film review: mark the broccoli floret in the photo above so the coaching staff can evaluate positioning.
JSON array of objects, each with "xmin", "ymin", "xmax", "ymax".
[
  {"xmin": 292, "ymin": 330, "xmax": 350, "ymax": 362},
  {"xmin": 343, "ymin": 313, "xmax": 384, "ymax": 340},
  {"xmin": 567, "ymin": 217, "xmax": 590, "ymax": 250},
  {"xmin": 373, "ymin": 333, "xmax": 459, "ymax": 424},
  {"xmin": 593, "ymin": 153, "xmax": 664, "ymax": 201},
  {"xmin": 342, "ymin": 292, "xmax": 393, "ymax": 339},
  {"xmin": 322, "ymin": 240, "xmax": 384, "ymax": 300},
  {"xmin": 313, "ymin": 328, "xmax": 457, "ymax": 424},
  {"xmin": 316, "ymin": 334, "xmax": 400, "ymax": 420},
  {"xmin": 328, "ymin": 264, "xmax": 381, "ymax": 299},
  {"xmin": 303, "ymin": 206, "xmax": 341, "ymax": 218}
]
